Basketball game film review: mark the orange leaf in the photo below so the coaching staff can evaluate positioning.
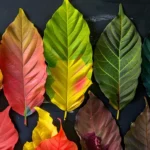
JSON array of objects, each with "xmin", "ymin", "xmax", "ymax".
[
  {"xmin": 0, "ymin": 106, "xmax": 18, "ymax": 150},
  {"xmin": 36, "ymin": 119, "xmax": 78, "ymax": 150}
]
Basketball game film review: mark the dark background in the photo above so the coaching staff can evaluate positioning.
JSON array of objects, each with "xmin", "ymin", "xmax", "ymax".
[{"xmin": 0, "ymin": 0, "xmax": 148, "ymax": 149}]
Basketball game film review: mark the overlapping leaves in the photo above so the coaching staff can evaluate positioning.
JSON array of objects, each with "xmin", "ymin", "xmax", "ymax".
[{"xmin": 23, "ymin": 107, "xmax": 77, "ymax": 150}]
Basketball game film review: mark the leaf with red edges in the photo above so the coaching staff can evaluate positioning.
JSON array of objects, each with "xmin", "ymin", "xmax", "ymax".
[
  {"xmin": 36, "ymin": 119, "xmax": 78, "ymax": 150},
  {"xmin": 0, "ymin": 106, "xmax": 18, "ymax": 150},
  {"xmin": 75, "ymin": 92, "xmax": 122, "ymax": 150},
  {"xmin": 0, "ymin": 8, "xmax": 47, "ymax": 124}
]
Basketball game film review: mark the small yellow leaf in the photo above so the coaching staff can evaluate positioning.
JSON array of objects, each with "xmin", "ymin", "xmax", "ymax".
[{"xmin": 23, "ymin": 107, "xmax": 58, "ymax": 150}]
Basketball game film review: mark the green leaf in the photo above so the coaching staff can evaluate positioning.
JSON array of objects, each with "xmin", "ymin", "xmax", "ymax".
[
  {"xmin": 94, "ymin": 4, "xmax": 142, "ymax": 119},
  {"xmin": 43, "ymin": 0, "xmax": 93, "ymax": 119},
  {"xmin": 142, "ymin": 35, "xmax": 150, "ymax": 97}
]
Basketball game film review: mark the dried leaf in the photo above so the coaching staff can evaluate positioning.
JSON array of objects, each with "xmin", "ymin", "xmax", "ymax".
[{"xmin": 75, "ymin": 92, "xmax": 122, "ymax": 150}]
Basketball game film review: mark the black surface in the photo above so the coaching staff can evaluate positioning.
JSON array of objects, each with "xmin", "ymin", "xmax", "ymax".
[{"xmin": 0, "ymin": 0, "xmax": 149, "ymax": 149}]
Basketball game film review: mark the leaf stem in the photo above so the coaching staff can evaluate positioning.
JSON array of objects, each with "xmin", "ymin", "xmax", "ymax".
[
  {"xmin": 116, "ymin": 109, "xmax": 120, "ymax": 120},
  {"xmin": 64, "ymin": 111, "xmax": 67, "ymax": 121},
  {"xmin": 24, "ymin": 114, "xmax": 27, "ymax": 126}
]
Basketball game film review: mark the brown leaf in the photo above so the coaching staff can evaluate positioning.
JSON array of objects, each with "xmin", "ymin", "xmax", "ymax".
[
  {"xmin": 75, "ymin": 92, "xmax": 122, "ymax": 150},
  {"xmin": 124, "ymin": 99, "xmax": 150, "ymax": 150}
]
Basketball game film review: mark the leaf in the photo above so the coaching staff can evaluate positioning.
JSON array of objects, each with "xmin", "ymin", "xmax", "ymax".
[
  {"xmin": 0, "ymin": 70, "xmax": 3, "ymax": 90},
  {"xmin": 75, "ymin": 92, "xmax": 122, "ymax": 150},
  {"xmin": 0, "ymin": 106, "xmax": 18, "ymax": 150},
  {"xmin": 44, "ymin": 0, "xmax": 93, "ymax": 119},
  {"xmin": 142, "ymin": 35, "xmax": 150, "ymax": 97},
  {"xmin": 23, "ymin": 107, "xmax": 58, "ymax": 150},
  {"xmin": 93, "ymin": 4, "xmax": 142, "ymax": 119},
  {"xmin": 0, "ymin": 8, "xmax": 47, "ymax": 124},
  {"xmin": 36, "ymin": 119, "xmax": 78, "ymax": 150},
  {"xmin": 124, "ymin": 99, "xmax": 150, "ymax": 150}
]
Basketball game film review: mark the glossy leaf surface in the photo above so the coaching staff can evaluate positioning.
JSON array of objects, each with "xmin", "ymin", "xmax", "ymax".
[
  {"xmin": 44, "ymin": 0, "xmax": 93, "ymax": 119},
  {"xmin": 124, "ymin": 100, "xmax": 150, "ymax": 150},
  {"xmin": 0, "ymin": 106, "xmax": 18, "ymax": 150},
  {"xmin": 94, "ymin": 4, "xmax": 141, "ymax": 119},
  {"xmin": 75, "ymin": 92, "xmax": 122, "ymax": 150},
  {"xmin": 23, "ymin": 107, "xmax": 58, "ymax": 150},
  {"xmin": 0, "ymin": 9, "xmax": 47, "ymax": 123}
]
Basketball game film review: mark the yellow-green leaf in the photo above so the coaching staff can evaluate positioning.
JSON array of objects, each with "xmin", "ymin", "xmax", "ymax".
[
  {"xmin": 44, "ymin": 0, "xmax": 93, "ymax": 119},
  {"xmin": 23, "ymin": 107, "xmax": 57, "ymax": 150}
]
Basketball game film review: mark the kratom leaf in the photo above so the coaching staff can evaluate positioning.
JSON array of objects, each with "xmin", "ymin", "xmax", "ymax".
[
  {"xmin": 44, "ymin": 0, "xmax": 93, "ymax": 119},
  {"xmin": 36, "ymin": 119, "xmax": 78, "ymax": 150},
  {"xmin": 0, "ymin": 8, "xmax": 47, "ymax": 124},
  {"xmin": 23, "ymin": 107, "xmax": 58, "ymax": 150},
  {"xmin": 124, "ymin": 99, "xmax": 150, "ymax": 150},
  {"xmin": 75, "ymin": 92, "xmax": 122, "ymax": 150},
  {"xmin": 142, "ymin": 35, "xmax": 150, "ymax": 97},
  {"xmin": 0, "ymin": 106, "xmax": 18, "ymax": 150},
  {"xmin": 94, "ymin": 4, "xmax": 142, "ymax": 119}
]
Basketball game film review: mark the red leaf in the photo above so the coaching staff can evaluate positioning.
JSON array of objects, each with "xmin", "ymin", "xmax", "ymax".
[
  {"xmin": 0, "ymin": 9, "xmax": 47, "ymax": 124},
  {"xmin": 0, "ymin": 106, "xmax": 18, "ymax": 150},
  {"xmin": 36, "ymin": 120, "xmax": 78, "ymax": 150},
  {"xmin": 75, "ymin": 92, "xmax": 122, "ymax": 150}
]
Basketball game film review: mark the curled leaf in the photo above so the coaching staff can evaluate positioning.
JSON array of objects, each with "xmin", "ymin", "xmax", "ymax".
[
  {"xmin": 0, "ymin": 8, "xmax": 47, "ymax": 124},
  {"xmin": 44, "ymin": 0, "xmax": 93, "ymax": 119},
  {"xmin": 124, "ymin": 99, "xmax": 150, "ymax": 150},
  {"xmin": 94, "ymin": 4, "xmax": 142, "ymax": 119},
  {"xmin": 23, "ymin": 107, "xmax": 58, "ymax": 150},
  {"xmin": 36, "ymin": 119, "xmax": 78, "ymax": 150},
  {"xmin": 75, "ymin": 92, "xmax": 122, "ymax": 150},
  {"xmin": 0, "ymin": 106, "xmax": 18, "ymax": 150}
]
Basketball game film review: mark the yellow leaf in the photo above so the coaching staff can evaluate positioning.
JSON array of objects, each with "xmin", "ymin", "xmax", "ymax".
[
  {"xmin": 50, "ymin": 59, "xmax": 92, "ymax": 119},
  {"xmin": 23, "ymin": 107, "xmax": 57, "ymax": 150}
]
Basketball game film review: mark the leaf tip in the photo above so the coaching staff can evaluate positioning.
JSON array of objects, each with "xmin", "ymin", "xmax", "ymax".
[
  {"xmin": 144, "ymin": 96, "xmax": 148, "ymax": 107},
  {"xmin": 19, "ymin": 8, "xmax": 25, "ymax": 15},
  {"xmin": 118, "ymin": 3, "xmax": 124, "ymax": 16}
]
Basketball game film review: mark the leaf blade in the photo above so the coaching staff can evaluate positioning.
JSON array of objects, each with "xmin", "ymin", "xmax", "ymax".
[
  {"xmin": 94, "ymin": 4, "xmax": 141, "ymax": 117},
  {"xmin": 0, "ymin": 8, "xmax": 47, "ymax": 122},
  {"xmin": 23, "ymin": 107, "xmax": 58, "ymax": 150},
  {"xmin": 124, "ymin": 100, "xmax": 150, "ymax": 150},
  {"xmin": 0, "ymin": 106, "xmax": 18, "ymax": 150},
  {"xmin": 75, "ymin": 92, "xmax": 122, "ymax": 150},
  {"xmin": 44, "ymin": 0, "xmax": 93, "ymax": 118},
  {"xmin": 36, "ymin": 120, "xmax": 78, "ymax": 150}
]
